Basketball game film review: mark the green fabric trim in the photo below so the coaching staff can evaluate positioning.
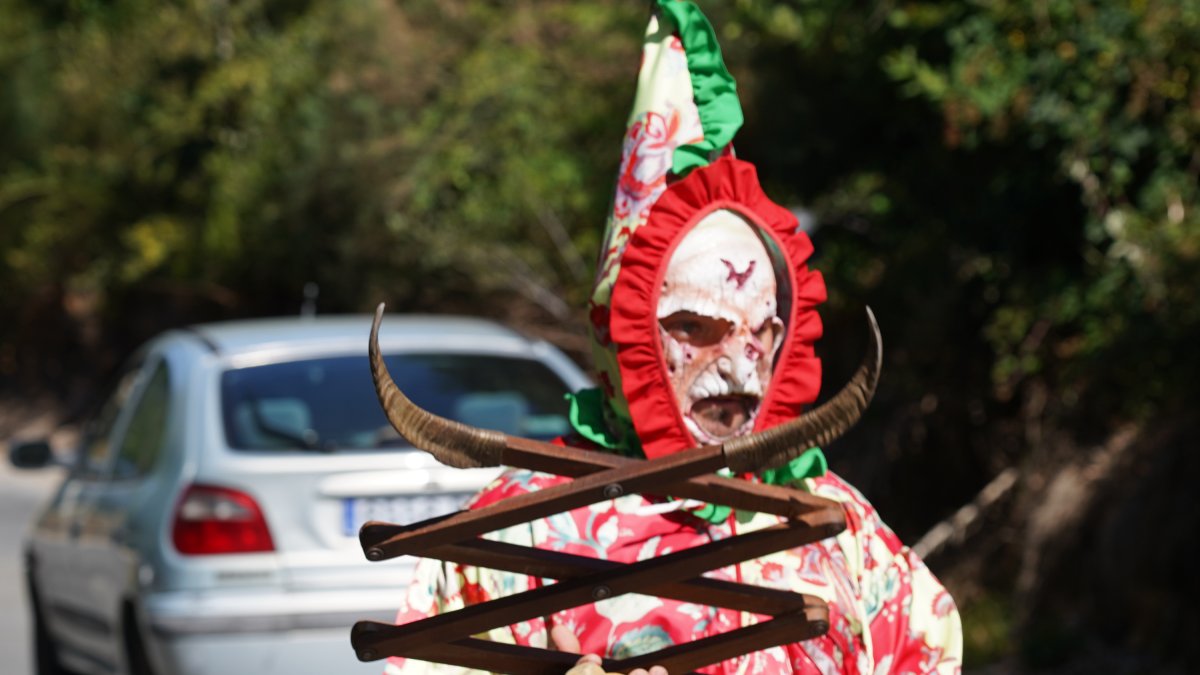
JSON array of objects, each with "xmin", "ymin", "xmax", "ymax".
[
  {"xmin": 566, "ymin": 388, "xmax": 828, "ymax": 524},
  {"xmin": 566, "ymin": 388, "xmax": 642, "ymax": 458},
  {"xmin": 566, "ymin": 388, "xmax": 622, "ymax": 449},
  {"xmin": 655, "ymin": 0, "xmax": 744, "ymax": 175}
]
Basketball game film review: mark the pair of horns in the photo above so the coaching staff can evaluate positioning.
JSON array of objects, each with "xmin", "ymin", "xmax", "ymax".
[{"xmin": 368, "ymin": 304, "xmax": 881, "ymax": 473}]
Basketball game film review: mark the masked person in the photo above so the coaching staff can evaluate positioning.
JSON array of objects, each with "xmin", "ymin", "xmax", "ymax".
[{"xmin": 384, "ymin": 2, "xmax": 962, "ymax": 673}]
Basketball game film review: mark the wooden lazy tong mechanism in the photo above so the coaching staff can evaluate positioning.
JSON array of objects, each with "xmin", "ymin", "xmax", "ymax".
[{"xmin": 350, "ymin": 304, "xmax": 882, "ymax": 675}]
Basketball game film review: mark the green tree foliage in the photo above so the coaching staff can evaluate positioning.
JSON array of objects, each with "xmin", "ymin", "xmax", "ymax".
[
  {"xmin": 0, "ymin": 0, "xmax": 642, "ymax": 385},
  {"xmin": 719, "ymin": 0, "xmax": 1199, "ymax": 666},
  {"xmin": 888, "ymin": 0, "xmax": 1200, "ymax": 419},
  {"xmin": 720, "ymin": 0, "xmax": 1198, "ymax": 425}
]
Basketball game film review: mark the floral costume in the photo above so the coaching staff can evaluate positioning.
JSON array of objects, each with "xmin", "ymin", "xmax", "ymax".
[{"xmin": 385, "ymin": 2, "xmax": 962, "ymax": 673}]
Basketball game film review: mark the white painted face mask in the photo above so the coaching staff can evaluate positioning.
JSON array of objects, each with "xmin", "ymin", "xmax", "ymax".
[{"xmin": 657, "ymin": 209, "xmax": 785, "ymax": 444}]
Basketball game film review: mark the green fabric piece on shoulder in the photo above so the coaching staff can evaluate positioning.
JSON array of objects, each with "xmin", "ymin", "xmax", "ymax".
[
  {"xmin": 655, "ymin": 0, "xmax": 743, "ymax": 175},
  {"xmin": 760, "ymin": 446, "xmax": 828, "ymax": 486}
]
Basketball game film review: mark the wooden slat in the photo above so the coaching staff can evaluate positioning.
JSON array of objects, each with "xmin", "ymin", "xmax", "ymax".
[
  {"xmin": 369, "ymin": 636, "xmax": 583, "ymax": 675},
  {"xmin": 503, "ymin": 436, "xmax": 832, "ymax": 518},
  {"xmin": 388, "ymin": 636, "xmax": 710, "ymax": 675},
  {"xmin": 360, "ymin": 444, "xmax": 728, "ymax": 560},
  {"xmin": 618, "ymin": 607, "xmax": 829, "ymax": 674}
]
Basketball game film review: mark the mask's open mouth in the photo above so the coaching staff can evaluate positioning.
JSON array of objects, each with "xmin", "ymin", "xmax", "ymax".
[{"xmin": 689, "ymin": 395, "xmax": 760, "ymax": 440}]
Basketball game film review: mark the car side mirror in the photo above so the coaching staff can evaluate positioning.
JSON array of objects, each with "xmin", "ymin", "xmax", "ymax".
[{"xmin": 8, "ymin": 439, "xmax": 54, "ymax": 469}]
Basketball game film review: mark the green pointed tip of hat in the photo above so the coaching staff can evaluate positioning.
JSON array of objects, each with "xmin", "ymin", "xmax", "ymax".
[{"xmin": 656, "ymin": 0, "xmax": 744, "ymax": 176}]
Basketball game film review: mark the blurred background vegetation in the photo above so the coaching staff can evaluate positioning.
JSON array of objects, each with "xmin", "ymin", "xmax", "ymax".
[{"xmin": 1, "ymin": 0, "xmax": 1196, "ymax": 671}]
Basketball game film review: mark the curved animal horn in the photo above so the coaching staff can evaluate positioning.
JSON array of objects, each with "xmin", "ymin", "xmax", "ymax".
[
  {"xmin": 369, "ymin": 304, "xmax": 506, "ymax": 468},
  {"xmin": 722, "ymin": 307, "xmax": 882, "ymax": 474}
]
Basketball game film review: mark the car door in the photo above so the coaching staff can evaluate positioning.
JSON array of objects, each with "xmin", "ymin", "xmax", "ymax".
[
  {"xmin": 70, "ymin": 354, "xmax": 175, "ymax": 674},
  {"xmin": 31, "ymin": 358, "xmax": 147, "ymax": 674},
  {"xmin": 78, "ymin": 356, "xmax": 173, "ymax": 672}
]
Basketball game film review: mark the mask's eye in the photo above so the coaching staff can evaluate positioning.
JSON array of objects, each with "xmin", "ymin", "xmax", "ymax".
[
  {"xmin": 753, "ymin": 319, "xmax": 776, "ymax": 347},
  {"xmin": 660, "ymin": 311, "xmax": 731, "ymax": 347}
]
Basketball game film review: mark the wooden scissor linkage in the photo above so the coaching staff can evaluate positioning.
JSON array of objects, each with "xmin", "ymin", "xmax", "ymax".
[
  {"xmin": 352, "ymin": 304, "xmax": 882, "ymax": 673},
  {"xmin": 351, "ymin": 438, "xmax": 847, "ymax": 674}
]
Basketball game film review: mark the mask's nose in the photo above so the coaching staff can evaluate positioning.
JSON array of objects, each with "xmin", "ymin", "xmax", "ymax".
[
  {"xmin": 715, "ymin": 326, "xmax": 767, "ymax": 392},
  {"xmin": 730, "ymin": 323, "xmax": 767, "ymax": 363}
]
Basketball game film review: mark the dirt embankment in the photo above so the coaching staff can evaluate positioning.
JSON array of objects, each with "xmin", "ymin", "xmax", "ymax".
[{"xmin": 937, "ymin": 417, "xmax": 1198, "ymax": 673}]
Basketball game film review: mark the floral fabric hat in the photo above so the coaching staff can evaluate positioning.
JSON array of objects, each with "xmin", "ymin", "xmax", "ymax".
[{"xmin": 581, "ymin": 1, "xmax": 827, "ymax": 489}]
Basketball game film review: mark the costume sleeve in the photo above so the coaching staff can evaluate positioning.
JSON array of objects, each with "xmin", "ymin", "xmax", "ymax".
[
  {"xmin": 848, "ymin": 487, "xmax": 963, "ymax": 674},
  {"xmin": 894, "ymin": 548, "xmax": 963, "ymax": 674}
]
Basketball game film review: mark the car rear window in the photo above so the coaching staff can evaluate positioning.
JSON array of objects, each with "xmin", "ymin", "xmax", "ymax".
[{"xmin": 220, "ymin": 353, "xmax": 574, "ymax": 451}]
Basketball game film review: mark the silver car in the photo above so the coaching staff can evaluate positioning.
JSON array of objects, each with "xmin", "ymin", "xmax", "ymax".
[{"xmin": 10, "ymin": 314, "xmax": 591, "ymax": 675}]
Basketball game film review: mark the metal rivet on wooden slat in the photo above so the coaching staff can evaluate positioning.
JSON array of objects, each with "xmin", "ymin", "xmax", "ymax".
[
  {"xmin": 592, "ymin": 584, "xmax": 613, "ymax": 600},
  {"xmin": 603, "ymin": 483, "xmax": 624, "ymax": 498}
]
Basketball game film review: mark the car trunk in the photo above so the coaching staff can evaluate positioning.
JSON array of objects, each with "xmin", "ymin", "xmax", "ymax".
[
  {"xmin": 200, "ymin": 347, "xmax": 574, "ymax": 599},
  {"xmin": 217, "ymin": 450, "xmax": 501, "ymax": 592}
]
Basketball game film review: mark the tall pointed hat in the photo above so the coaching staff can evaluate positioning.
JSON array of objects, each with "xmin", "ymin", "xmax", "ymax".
[{"xmin": 579, "ymin": 0, "xmax": 828, "ymax": 477}]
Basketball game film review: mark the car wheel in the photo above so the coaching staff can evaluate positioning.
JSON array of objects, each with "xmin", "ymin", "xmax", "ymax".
[
  {"xmin": 122, "ymin": 602, "xmax": 157, "ymax": 675},
  {"xmin": 28, "ymin": 579, "xmax": 73, "ymax": 675}
]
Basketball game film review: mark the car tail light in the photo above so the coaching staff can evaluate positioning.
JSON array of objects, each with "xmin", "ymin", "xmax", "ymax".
[{"xmin": 172, "ymin": 484, "xmax": 275, "ymax": 555}]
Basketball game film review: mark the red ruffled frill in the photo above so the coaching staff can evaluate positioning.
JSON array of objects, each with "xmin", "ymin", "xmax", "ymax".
[{"xmin": 609, "ymin": 156, "xmax": 826, "ymax": 460}]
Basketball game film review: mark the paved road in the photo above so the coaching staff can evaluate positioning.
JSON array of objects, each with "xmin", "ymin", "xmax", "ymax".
[{"xmin": 0, "ymin": 459, "xmax": 64, "ymax": 675}]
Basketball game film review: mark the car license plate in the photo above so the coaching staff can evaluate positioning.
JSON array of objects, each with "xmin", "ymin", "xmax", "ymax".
[{"xmin": 343, "ymin": 493, "xmax": 474, "ymax": 536}]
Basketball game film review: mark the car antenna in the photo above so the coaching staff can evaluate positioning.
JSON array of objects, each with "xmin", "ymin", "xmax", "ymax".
[{"xmin": 300, "ymin": 281, "xmax": 319, "ymax": 317}]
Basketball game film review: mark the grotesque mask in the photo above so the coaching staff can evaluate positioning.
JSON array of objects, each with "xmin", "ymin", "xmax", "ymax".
[{"xmin": 658, "ymin": 209, "xmax": 785, "ymax": 444}]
